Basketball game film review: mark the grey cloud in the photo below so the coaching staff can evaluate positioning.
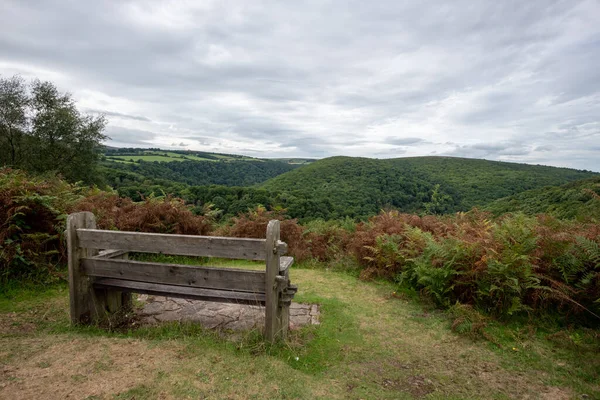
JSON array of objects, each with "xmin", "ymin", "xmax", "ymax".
[
  {"xmin": 187, "ymin": 136, "xmax": 218, "ymax": 146},
  {"xmin": 375, "ymin": 148, "xmax": 407, "ymax": 157},
  {"xmin": 279, "ymin": 137, "xmax": 367, "ymax": 156},
  {"xmin": 86, "ymin": 109, "xmax": 151, "ymax": 122},
  {"xmin": 534, "ymin": 145, "xmax": 555, "ymax": 152},
  {"xmin": 278, "ymin": 137, "xmax": 335, "ymax": 156},
  {"xmin": 1, "ymin": 0, "xmax": 599, "ymax": 171},
  {"xmin": 385, "ymin": 137, "xmax": 426, "ymax": 146},
  {"xmin": 104, "ymin": 126, "xmax": 156, "ymax": 146},
  {"xmin": 448, "ymin": 142, "xmax": 532, "ymax": 158}
]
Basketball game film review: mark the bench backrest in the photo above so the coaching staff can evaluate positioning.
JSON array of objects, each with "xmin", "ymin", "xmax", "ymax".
[{"xmin": 75, "ymin": 228, "xmax": 287, "ymax": 294}]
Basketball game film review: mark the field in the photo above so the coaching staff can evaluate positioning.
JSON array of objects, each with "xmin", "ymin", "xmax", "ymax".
[
  {"xmin": 1, "ymin": 261, "xmax": 598, "ymax": 399},
  {"xmin": 105, "ymin": 151, "xmax": 263, "ymax": 164},
  {"xmin": 106, "ymin": 152, "xmax": 218, "ymax": 163}
]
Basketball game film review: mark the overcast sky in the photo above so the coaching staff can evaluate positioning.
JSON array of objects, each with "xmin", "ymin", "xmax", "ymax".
[{"xmin": 1, "ymin": 1, "xmax": 599, "ymax": 171}]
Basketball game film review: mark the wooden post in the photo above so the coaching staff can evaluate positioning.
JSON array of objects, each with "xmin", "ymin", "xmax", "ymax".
[
  {"xmin": 67, "ymin": 212, "xmax": 103, "ymax": 324},
  {"xmin": 264, "ymin": 220, "xmax": 282, "ymax": 342}
]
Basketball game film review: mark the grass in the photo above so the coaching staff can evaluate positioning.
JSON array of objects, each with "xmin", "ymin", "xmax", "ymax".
[{"xmin": 0, "ymin": 260, "xmax": 598, "ymax": 399}]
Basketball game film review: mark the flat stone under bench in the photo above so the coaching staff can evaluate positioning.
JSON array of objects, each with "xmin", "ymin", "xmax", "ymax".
[{"xmin": 136, "ymin": 294, "xmax": 320, "ymax": 331}]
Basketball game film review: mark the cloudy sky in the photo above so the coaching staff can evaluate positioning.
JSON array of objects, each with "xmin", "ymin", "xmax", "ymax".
[{"xmin": 1, "ymin": 0, "xmax": 599, "ymax": 171}]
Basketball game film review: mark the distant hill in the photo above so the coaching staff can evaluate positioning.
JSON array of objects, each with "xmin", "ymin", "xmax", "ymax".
[
  {"xmin": 100, "ymin": 148, "xmax": 298, "ymax": 196},
  {"xmin": 271, "ymin": 158, "xmax": 316, "ymax": 165},
  {"xmin": 260, "ymin": 156, "xmax": 598, "ymax": 219},
  {"xmin": 103, "ymin": 148, "xmax": 312, "ymax": 165},
  {"xmin": 104, "ymin": 148, "xmax": 258, "ymax": 163},
  {"xmin": 485, "ymin": 177, "xmax": 600, "ymax": 220}
]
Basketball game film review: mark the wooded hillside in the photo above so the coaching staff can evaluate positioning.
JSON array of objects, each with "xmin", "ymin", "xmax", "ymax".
[
  {"xmin": 485, "ymin": 177, "xmax": 600, "ymax": 220},
  {"xmin": 260, "ymin": 156, "xmax": 598, "ymax": 220}
]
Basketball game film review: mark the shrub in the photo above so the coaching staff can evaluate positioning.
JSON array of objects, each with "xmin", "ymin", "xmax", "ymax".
[
  {"xmin": 302, "ymin": 218, "xmax": 354, "ymax": 262},
  {"xmin": 352, "ymin": 209, "xmax": 600, "ymax": 324},
  {"xmin": 74, "ymin": 192, "xmax": 212, "ymax": 235},
  {"xmin": 216, "ymin": 206, "xmax": 309, "ymax": 260},
  {"xmin": 0, "ymin": 168, "xmax": 82, "ymax": 281}
]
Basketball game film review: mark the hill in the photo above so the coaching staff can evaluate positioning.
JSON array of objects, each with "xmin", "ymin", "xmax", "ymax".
[
  {"xmin": 260, "ymin": 156, "xmax": 598, "ymax": 219},
  {"xmin": 485, "ymin": 177, "xmax": 600, "ymax": 220},
  {"xmin": 103, "ymin": 148, "xmax": 311, "ymax": 165},
  {"xmin": 102, "ymin": 158, "xmax": 296, "ymax": 187},
  {"xmin": 104, "ymin": 148, "xmax": 259, "ymax": 163},
  {"xmin": 100, "ymin": 148, "xmax": 299, "ymax": 198}
]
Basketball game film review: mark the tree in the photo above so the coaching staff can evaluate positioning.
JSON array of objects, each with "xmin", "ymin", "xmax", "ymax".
[
  {"xmin": 0, "ymin": 75, "xmax": 108, "ymax": 184},
  {"xmin": 0, "ymin": 75, "xmax": 28, "ymax": 166},
  {"xmin": 424, "ymin": 184, "xmax": 454, "ymax": 215}
]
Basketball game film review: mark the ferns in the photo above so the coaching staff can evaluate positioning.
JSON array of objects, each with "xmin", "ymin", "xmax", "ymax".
[
  {"xmin": 400, "ymin": 233, "xmax": 465, "ymax": 307},
  {"xmin": 577, "ymin": 237, "xmax": 600, "ymax": 266},
  {"xmin": 362, "ymin": 234, "xmax": 406, "ymax": 279},
  {"xmin": 573, "ymin": 237, "xmax": 600, "ymax": 306},
  {"xmin": 356, "ymin": 211, "xmax": 600, "ymax": 324},
  {"xmin": 0, "ymin": 168, "xmax": 82, "ymax": 282}
]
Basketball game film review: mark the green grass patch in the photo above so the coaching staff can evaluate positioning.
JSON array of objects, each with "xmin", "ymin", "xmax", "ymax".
[{"xmin": 1, "ymin": 264, "xmax": 599, "ymax": 399}]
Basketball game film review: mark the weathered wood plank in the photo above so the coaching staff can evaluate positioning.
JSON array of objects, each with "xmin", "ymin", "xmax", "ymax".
[
  {"xmin": 279, "ymin": 256, "xmax": 294, "ymax": 273},
  {"xmin": 94, "ymin": 278, "xmax": 266, "ymax": 305},
  {"xmin": 77, "ymin": 229, "xmax": 267, "ymax": 260},
  {"xmin": 82, "ymin": 258, "xmax": 266, "ymax": 293}
]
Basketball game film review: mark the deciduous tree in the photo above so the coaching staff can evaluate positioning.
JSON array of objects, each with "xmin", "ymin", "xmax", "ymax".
[{"xmin": 0, "ymin": 75, "xmax": 107, "ymax": 184}]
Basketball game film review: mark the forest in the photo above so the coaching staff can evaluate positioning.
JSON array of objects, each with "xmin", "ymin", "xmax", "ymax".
[{"xmin": 99, "ymin": 151, "xmax": 598, "ymax": 222}]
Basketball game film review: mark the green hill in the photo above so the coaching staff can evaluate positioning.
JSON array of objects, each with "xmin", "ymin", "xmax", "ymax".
[
  {"xmin": 485, "ymin": 177, "xmax": 600, "ymax": 220},
  {"xmin": 103, "ymin": 158, "xmax": 296, "ymax": 187},
  {"xmin": 260, "ymin": 156, "xmax": 598, "ymax": 219},
  {"xmin": 100, "ymin": 148, "xmax": 299, "ymax": 198}
]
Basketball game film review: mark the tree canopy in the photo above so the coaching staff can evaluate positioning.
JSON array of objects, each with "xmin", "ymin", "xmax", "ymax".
[{"xmin": 0, "ymin": 75, "xmax": 107, "ymax": 183}]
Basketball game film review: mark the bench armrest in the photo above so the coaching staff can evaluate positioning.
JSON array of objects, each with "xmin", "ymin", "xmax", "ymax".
[{"xmin": 279, "ymin": 256, "xmax": 294, "ymax": 273}]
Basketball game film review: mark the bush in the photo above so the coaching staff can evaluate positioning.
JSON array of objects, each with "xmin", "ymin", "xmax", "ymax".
[
  {"xmin": 74, "ymin": 193, "xmax": 212, "ymax": 235},
  {"xmin": 0, "ymin": 169, "xmax": 212, "ymax": 282},
  {"xmin": 215, "ymin": 206, "xmax": 309, "ymax": 260},
  {"xmin": 0, "ymin": 168, "xmax": 82, "ymax": 281},
  {"xmin": 351, "ymin": 209, "xmax": 600, "ymax": 324}
]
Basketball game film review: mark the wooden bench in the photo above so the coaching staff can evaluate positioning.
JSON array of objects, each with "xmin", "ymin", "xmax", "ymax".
[{"xmin": 66, "ymin": 212, "xmax": 297, "ymax": 341}]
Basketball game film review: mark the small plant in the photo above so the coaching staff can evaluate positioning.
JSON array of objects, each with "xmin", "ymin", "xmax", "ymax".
[
  {"xmin": 448, "ymin": 303, "xmax": 488, "ymax": 337},
  {"xmin": 362, "ymin": 234, "xmax": 406, "ymax": 279}
]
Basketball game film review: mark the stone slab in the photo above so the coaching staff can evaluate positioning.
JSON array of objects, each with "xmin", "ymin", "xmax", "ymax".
[{"xmin": 136, "ymin": 295, "xmax": 320, "ymax": 331}]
